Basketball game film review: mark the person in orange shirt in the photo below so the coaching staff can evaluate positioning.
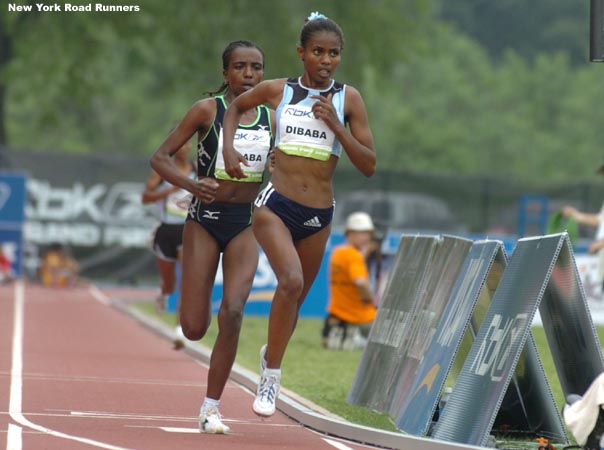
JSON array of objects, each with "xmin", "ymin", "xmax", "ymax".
[
  {"xmin": 38, "ymin": 243, "xmax": 79, "ymax": 288},
  {"xmin": 322, "ymin": 211, "xmax": 377, "ymax": 349}
]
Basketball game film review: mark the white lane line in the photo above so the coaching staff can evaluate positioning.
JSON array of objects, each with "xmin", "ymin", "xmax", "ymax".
[
  {"xmin": 158, "ymin": 427, "xmax": 199, "ymax": 434},
  {"xmin": 6, "ymin": 423, "xmax": 22, "ymax": 450},
  {"xmin": 125, "ymin": 421, "xmax": 300, "ymax": 432},
  {"xmin": 88, "ymin": 284, "xmax": 110, "ymax": 305},
  {"xmin": 70, "ymin": 411, "xmax": 197, "ymax": 421},
  {"xmin": 323, "ymin": 437, "xmax": 356, "ymax": 450},
  {"xmin": 8, "ymin": 280, "xmax": 24, "ymax": 450},
  {"xmin": 8, "ymin": 280, "xmax": 133, "ymax": 450},
  {"xmin": 72, "ymin": 411, "xmax": 299, "ymax": 428}
]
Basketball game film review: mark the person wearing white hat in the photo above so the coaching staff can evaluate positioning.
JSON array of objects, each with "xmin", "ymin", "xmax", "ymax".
[{"xmin": 322, "ymin": 211, "xmax": 378, "ymax": 350}]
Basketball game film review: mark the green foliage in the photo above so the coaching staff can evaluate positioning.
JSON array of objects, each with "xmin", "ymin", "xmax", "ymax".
[
  {"xmin": 3, "ymin": 0, "xmax": 604, "ymax": 181},
  {"xmin": 436, "ymin": 0, "xmax": 590, "ymax": 66},
  {"xmin": 368, "ymin": 19, "xmax": 604, "ymax": 180},
  {"xmin": 4, "ymin": 0, "xmax": 433, "ymax": 155}
]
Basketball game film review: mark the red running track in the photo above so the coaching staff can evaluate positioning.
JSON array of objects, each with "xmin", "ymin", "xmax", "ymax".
[{"xmin": 0, "ymin": 281, "xmax": 381, "ymax": 450}]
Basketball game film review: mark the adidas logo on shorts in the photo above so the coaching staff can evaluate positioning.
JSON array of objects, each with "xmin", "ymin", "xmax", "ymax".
[{"xmin": 303, "ymin": 216, "xmax": 322, "ymax": 228}]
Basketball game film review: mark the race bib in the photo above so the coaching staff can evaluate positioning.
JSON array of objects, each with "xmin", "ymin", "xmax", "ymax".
[
  {"xmin": 215, "ymin": 128, "xmax": 271, "ymax": 182},
  {"xmin": 278, "ymin": 104, "xmax": 336, "ymax": 161}
]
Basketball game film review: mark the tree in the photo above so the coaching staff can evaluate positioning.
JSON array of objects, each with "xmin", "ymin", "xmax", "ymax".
[
  {"xmin": 2, "ymin": 0, "xmax": 153, "ymax": 149},
  {"xmin": 3, "ymin": 0, "xmax": 433, "ymax": 154},
  {"xmin": 436, "ymin": 0, "xmax": 590, "ymax": 65}
]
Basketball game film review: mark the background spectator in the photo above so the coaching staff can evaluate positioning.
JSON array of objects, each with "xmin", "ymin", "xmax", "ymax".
[
  {"xmin": 38, "ymin": 243, "xmax": 79, "ymax": 288},
  {"xmin": 322, "ymin": 211, "xmax": 378, "ymax": 350},
  {"xmin": 562, "ymin": 158, "xmax": 604, "ymax": 293}
]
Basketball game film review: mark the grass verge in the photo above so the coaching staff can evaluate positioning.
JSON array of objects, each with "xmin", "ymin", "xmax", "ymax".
[{"xmin": 134, "ymin": 302, "xmax": 604, "ymax": 436}]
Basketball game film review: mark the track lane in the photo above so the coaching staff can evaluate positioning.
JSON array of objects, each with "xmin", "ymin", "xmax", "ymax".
[{"xmin": 1, "ymin": 281, "xmax": 381, "ymax": 450}]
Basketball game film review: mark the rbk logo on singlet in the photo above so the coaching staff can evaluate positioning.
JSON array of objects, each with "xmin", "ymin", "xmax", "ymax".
[
  {"xmin": 235, "ymin": 131, "xmax": 266, "ymax": 142},
  {"xmin": 202, "ymin": 210, "xmax": 220, "ymax": 220},
  {"xmin": 283, "ymin": 107, "xmax": 314, "ymax": 118}
]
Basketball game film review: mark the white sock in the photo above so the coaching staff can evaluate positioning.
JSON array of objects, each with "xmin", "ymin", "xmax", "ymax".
[
  {"xmin": 200, "ymin": 397, "xmax": 220, "ymax": 413},
  {"xmin": 264, "ymin": 368, "xmax": 281, "ymax": 378}
]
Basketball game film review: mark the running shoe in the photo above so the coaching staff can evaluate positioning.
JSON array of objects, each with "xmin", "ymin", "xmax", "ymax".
[
  {"xmin": 259, "ymin": 344, "xmax": 267, "ymax": 373},
  {"xmin": 173, "ymin": 325, "xmax": 185, "ymax": 351},
  {"xmin": 199, "ymin": 406, "xmax": 230, "ymax": 434},
  {"xmin": 253, "ymin": 369, "xmax": 280, "ymax": 417}
]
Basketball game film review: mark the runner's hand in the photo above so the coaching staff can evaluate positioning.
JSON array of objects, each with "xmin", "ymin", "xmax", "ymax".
[
  {"xmin": 223, "ymin": 147, "xmax": 249, "ymax": 179},
  {"xmin": 192, "ymin": 177, "xmax": 219, "ymax": 204},
  {"xmin": 311, "ymin": 93, "xmax": 337, "ymax": 128}
]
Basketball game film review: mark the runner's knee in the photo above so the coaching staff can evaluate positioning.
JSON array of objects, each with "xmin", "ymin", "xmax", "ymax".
[
  {"xmin": 217, "ymin": 305, "xmax": 244, "ymax": 336},
  {"xmin": 277, "ymin": 270, "xmax": 304, "ymax": 299},
  {"xmin": 180, "ymin": 315, "xmax": 211, "ymax": 341}
]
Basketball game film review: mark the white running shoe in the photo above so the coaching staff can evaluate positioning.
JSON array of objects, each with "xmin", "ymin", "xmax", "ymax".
[
  {"xmin": 173, "ymin": 325, "xmax": 185, "ymax": 351},
  {"xmin": 259, "ymin": 344, "xmax": 267, "ymax": 373},
  {"xmin": 253, "ymin": 369, "xmax": 280, "ymax": 417},
  {"xmin": 199, "ymin": 407, "xmax": 230, "ymax": 434}
]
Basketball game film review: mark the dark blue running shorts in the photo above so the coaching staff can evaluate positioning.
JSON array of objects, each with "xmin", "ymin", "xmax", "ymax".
[{"xmin": 254, "ymin": 182, "xmax": 334, "ymax": 241}]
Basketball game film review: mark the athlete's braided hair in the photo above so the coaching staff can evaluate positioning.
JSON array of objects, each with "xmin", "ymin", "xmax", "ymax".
[
  {"xmin": 205, "ymin": 40, "xmax": 265, "ymax": 97},
  {"xmin": 299, "ymin": 12, "xmax": 345, "ymax": 50}
]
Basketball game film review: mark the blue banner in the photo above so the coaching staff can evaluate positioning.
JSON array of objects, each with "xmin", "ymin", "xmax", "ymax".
[
  {"xmin": 167, "ymin": 245, "xmax": 331, "ymax": 317},
  {"xmin": 0, "ymin": 171, "xmax": 27, "ymax": 277},
  {"xmin": 166, "ymin": 229, "xmax": 392, "ymax": 317}
]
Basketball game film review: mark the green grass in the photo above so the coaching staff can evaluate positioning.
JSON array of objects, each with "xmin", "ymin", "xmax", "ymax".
[{"xmin": 134, "ymin": 302, "xmax": 604, "ymax": 436}]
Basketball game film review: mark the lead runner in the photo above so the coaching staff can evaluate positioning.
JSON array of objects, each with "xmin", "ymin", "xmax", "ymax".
[{"xmin": 221, "ymin": 12, "xmax": 376, "ymax": 417}]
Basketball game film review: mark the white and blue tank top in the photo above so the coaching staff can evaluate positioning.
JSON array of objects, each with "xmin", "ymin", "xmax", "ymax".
[{"xmin": 275, "ymin": 77, "xmax": 346, "ymax": 161}]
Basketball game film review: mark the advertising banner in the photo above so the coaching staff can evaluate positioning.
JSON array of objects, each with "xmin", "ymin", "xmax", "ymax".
[
  {"xmin": 0, "ymin": 171, "xmax": 27, "ymax": 277},
  {"xmin": 433, "ymin": 234, "xmax": 602, "ymax": 446},
  {"xmin": 347, "ymin": 235, "xmax": 473, "ymax": 413}
]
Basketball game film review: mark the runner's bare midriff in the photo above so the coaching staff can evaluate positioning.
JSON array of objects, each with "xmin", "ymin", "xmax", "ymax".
[
  {"xmin": 270, "ymin": 149, "xmax": 337, "ymax": 208},
  {"xmin": 214, "ymin": 179, "xmax": 260, "ymax": 203}
]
